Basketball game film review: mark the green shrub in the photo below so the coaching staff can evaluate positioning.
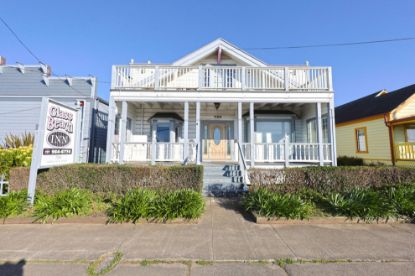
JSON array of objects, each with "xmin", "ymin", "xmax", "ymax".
[
  {"xmin": 0, "ymin": 190, "xmax": 28, "ymax": 223},
  {"xmin": 107, "ymin": 189, "xmax": 157, "ymax": 223},
  {"xmin": 2, "ymin": 132, "xmax": 34, "ymax": 149},
  {"xmin": 244, "ymin": 188, "xmax": 313, "ymax": 219},
  {"xmin": 152, "ymin": 189, "xmax": 205, "ymax": 220},
  {"xmin": 249, "ymin": 166, "xmax": 415, "ymax": 194},
  {"xmin": 10, "ymin": 164, "xmax": 203, "ymax": 194},
  {"xmin": 107, "ymin": 188, "xmax": 204, "ymax": 223},
  {"xmin": 384, "ymin": 185, "xmax": 415, "ymax": 220},
  {"xmin": 324, "ymin": 188, "xmax": 395, "ymax": 222},
  {"xmin": 0, "ymin": 147, "xmax": 32, "ymax": 177},
  {"xmin": 33, "ymin": 188, "xmax": 93, "ymax": 223},
  {"xmin": 337, "ymin": 156, "xmax": 364, "ymax": 166}
]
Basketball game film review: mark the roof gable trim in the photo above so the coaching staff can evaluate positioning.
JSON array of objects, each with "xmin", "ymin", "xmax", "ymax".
[{"xmin": 172, "ymin": 38, "xmax": 266, "ymax": 67}]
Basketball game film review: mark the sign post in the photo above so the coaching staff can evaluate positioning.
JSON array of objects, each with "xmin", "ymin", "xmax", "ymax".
[{"xmin": 28, "ymin": 98, "xmax": 79, "ymax": 204}]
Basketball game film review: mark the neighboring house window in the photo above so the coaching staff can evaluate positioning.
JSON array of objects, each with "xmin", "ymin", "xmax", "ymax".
[
  {"xmin": 406, "ymin": 125, "xmax": 415, "ymax": 142},
  {"xmin": 306, "ymin": 117, "xmax": 328, "ymax": 143},
  {"xmin": 355, "ymin": 127, "xmax": 368, "ymax": 153}
]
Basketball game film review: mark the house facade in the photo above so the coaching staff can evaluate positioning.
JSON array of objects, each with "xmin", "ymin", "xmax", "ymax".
[
  {"xmin": 0, "ymin": 58, "xmax": 108, "ymax": 163},
  {"xmin": 335, "ymin": 84, "xmax": 415, "ymax": 166},
  {"xmin": 106, "ymin": 39, "xmax": 336, "ymax": 177}
]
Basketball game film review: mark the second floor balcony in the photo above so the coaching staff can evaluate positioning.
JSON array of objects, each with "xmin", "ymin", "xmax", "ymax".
[{"xmin": 111, "ymin": 65, "xmax": 333, "ymax": 92}]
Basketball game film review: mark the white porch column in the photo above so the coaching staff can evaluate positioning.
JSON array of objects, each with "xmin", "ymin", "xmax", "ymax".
[
  {"xmin": 183, "ymin": 101, "xmax": 189, "ymax": 163},
  {"xmin": 151, "ymin": 119, "xmax": 157, "ymax": 165},
  {"xmin": 237, "ymin": 102, "xmax": 243, "ymax": 167},
  {"xmin": 249, "ymin": 102, "xmax": 255, "ymax": 167},
  {"xmin": 119, "ymin": 101, "xmax": 128, "ymax": 164},
  {"xmin": 105, "ymin": 97, "xmax": 116, "ymax": 163},
  {"xmin": 195, "ymin": 101, "xmax": 201, "ymax": 165},
  {"xmin": 238, "ymin": 102, "xmax": 243, "ymax": 144},
  {"xmin": 316, "ymin": 102, "xmax": 324, "ymax": 166},
  {"xmin": 329, "ymin": 99, "xmax": 337, "ymax": 166}
]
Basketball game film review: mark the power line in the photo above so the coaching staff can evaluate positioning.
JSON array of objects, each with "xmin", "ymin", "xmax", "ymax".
[
  {"xmin": 0, "ymin": 16, "xmax": 112, "ymax": 86},
  {"xmin": 0, "ymin": 16, "xmax": 43, "ymax": 63},
  {"xmin": 246, "ymin": 37, "xmax": 415, "ymax": 51}
]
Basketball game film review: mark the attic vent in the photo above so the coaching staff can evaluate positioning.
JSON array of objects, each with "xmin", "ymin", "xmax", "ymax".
[{"xmin": 376, "ymin": 89, "xmax": 388, "ymax": 97}]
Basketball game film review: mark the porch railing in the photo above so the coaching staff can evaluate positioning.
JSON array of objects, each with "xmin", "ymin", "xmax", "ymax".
[
  {"xmin": 242, "ymin": 142, "xmax": 332, "ymax": 163},
  {"xmin": 113, "ymin": 141, "xmax": 332, "ymax": 164},
  {"xmin": 112, "ymin": 65, "xmax": 332, "ymax": 92},
  {"xmin": 395, "ymin": 142, "xmax": 415, "ymax": 161},
  {"xmin": 112, "ymin": 142, "xmax": 197, "ymax": 163}
]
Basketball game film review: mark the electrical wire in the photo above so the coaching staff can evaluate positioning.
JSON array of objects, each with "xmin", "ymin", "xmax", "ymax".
[{"xmin": 245, "ymin": 37, "xmax": 415, "ymax": 51}]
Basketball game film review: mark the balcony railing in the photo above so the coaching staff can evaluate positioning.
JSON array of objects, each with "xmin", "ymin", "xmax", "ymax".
[
  {"xmin": 395, "ymin": 142, "xmax": 415, "ymax": 161},
  {"xmin": 112, "ymin": 65, "xmax": 332, "ymax": 92}
]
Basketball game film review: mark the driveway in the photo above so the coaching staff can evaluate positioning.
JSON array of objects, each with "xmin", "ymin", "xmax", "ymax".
[{"xmin": 1, "ymin": 198, "xmax": 415, "ymax": 275}]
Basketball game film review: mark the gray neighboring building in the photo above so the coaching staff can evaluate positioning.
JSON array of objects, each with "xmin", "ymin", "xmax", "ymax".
[{"xmin": 0, "ymin": 57, "xmax": 108, "ymax": 163}]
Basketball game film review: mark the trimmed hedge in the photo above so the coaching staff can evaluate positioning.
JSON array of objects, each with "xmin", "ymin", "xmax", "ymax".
[
  {"xmin": 337, "ymin": 156, "xmax": 364, "ymax": 166},
  {"xmin": 10, "ymin": 164, "xmax": 203, "ymax": 194},
  {"xmin": 249, "ymin": 166, "xmax": 415, "ymax": 194},
  {"xmin": 0, "ymin": 147, "xmax": 32, "ymax": 177}
]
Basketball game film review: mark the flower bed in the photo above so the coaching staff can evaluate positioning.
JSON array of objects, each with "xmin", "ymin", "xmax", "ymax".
[
  {"xmin": 0, "ymin": 147, "xmax": 32, "ymax": 177},
  {"xmin": 244, "ymin": 185, "xmax": 415, "ymax": 223},
  {"xmin": 0, "ymin": 187, "xmax": 205, "ymax": 224}
]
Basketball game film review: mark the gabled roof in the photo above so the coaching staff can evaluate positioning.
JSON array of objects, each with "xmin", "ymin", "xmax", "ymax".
[
  {"xmin": 335, "ymin": 84, "xmax": 415, "ymax": 124},
  {"xmin": 172, "ymin": 38, "xmax": 267, "ymax": 67}
]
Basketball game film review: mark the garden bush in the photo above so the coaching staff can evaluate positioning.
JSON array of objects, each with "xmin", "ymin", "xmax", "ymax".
[
  {"xmin": 33, "ymin": 188, "xmax": 93, "ymax": 223},
  {"xmin": 337, "ymin": 156, "xmax": 364, "ymax": 166},
  {"xmin": 244, "ymin": 188, "xmax": 313, "ymax": 219},
  {"xmin": 0, "ymin": 190, "xmax": 28, "ymax": 223},
  {"xmin": 10, "ymin": 164, "xmax": 203, "ymax": 194},
  {"xmin": 383, "ymin": 185, "xmax": 415, "ymax": 220},
  {"xmin": 0, "ymin": 147, "xmax": 32, "ymax": 177},
  {"xmin": 249, "ymin": 166, "xmax": 415, "ymax": 194},
  {"xmin": 107, "ymin": 189, "xmax": 157, "ymax": 223},
  {"xmin": 152, "ymin": 189, "xmax": 205, "ymax": 220},
  {"xmin": 324, "ymin": 188, "xmax": 395, "ymax": 222},
  {"xmin": 107, "ymin": 188, "xmax": 204, "ymax": 223}
]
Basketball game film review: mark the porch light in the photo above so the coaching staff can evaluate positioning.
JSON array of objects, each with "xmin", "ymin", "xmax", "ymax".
[{"xmin": 214, "ymin": 102, "xmax": 221, "ymax": 110}]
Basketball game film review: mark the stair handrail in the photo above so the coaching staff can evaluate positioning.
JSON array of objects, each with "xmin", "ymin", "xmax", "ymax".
[{"xmin": 235, "ymin": 140, "xmax": 250, "ymax": 185}]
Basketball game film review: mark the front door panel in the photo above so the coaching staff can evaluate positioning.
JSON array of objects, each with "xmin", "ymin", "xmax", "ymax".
[{"xmin": 203, "ymin": 123, "xmax": 232, "ymax": 161}]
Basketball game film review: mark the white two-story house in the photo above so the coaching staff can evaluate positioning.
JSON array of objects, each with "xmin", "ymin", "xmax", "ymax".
[{"xmin": 106, "ymin": 39, "xmax": 336, "ymax": 180}]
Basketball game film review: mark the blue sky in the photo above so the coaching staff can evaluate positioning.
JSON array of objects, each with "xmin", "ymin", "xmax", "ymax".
[{"xmin": 1, "ymin": 0, "xmax": 414, "ymax": 105}]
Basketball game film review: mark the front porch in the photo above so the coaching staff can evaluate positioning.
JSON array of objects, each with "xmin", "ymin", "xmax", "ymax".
[
  {"xmin": 393, "ymin": 123, "xmax": 415, "ymax": 163},
  {"xmin": 107, "ymin": 101, "xmax": 336, "ymax": 168}
]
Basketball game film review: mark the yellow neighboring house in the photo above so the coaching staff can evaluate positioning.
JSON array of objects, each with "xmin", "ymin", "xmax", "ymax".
[{"xmin": 335, "ymin": 84, "xmax": 415, "ymax": 166}]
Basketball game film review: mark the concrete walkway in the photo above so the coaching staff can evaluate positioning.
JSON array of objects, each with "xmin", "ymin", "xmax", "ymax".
[{"xmin": 1, "ymin": 198, "xmax": 415, "ymax": 275}]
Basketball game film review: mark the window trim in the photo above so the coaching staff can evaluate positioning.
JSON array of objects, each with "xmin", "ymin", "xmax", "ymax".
[{"xmin": 355, "ymin": 127, "xmax": 369, "ymax": 153}]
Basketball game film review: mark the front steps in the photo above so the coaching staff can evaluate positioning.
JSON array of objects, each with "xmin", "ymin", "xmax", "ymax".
[{"xmin": 203, "ymin": 163, "xmax": 246, "ymax": 197}]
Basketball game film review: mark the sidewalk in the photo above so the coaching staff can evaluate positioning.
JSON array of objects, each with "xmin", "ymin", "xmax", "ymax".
[{"xmin": 1, "ymin": 198, "xmax": 415, "ymax": 275}]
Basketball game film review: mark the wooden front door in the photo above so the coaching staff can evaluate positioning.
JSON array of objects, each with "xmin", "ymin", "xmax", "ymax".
[{"xmin": 204, "ymin": 123, "xmax": 231, "ymax": 161}]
